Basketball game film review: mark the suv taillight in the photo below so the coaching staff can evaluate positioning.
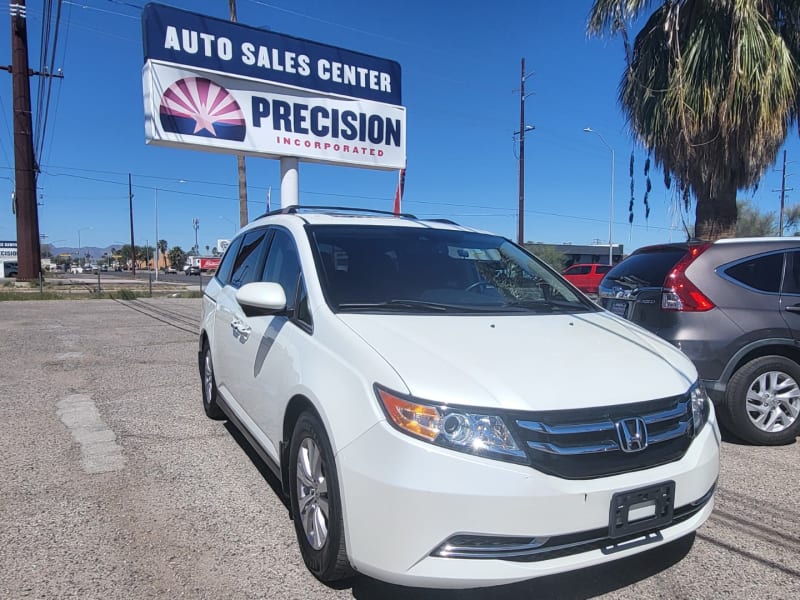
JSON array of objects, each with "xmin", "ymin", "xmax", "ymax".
[{"xmin": 662, "ymin": 244, "xmax": 715, "ymax": 311}]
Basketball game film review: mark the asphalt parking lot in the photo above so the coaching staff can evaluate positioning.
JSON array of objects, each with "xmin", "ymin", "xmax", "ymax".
[{"xmin": 1, "ymin": 298, "xmax": 799, "ymax": 599}]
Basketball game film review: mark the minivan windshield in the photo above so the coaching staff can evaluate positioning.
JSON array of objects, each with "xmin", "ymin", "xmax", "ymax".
[{"xmin": 308, "ymin": 225, "xmax": 597, "ymax": 314}]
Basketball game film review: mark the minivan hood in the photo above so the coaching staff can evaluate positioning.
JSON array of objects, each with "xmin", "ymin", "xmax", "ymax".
[{"xmin": 338, "ymin": 311, "xmax": 696, "ymax": 411}]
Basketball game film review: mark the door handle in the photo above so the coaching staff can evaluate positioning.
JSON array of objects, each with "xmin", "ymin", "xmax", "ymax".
[
  {"xmin": 785, "ymin": 305, "xmax": 800, "ymax": 313},
  {"xmin": 230, "ymin": 319, "xmax": 252, "ymax": 337}
]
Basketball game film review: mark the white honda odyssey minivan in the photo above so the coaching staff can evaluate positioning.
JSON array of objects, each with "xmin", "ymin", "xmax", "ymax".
[{"xmin": 198, "ymin": 206, "xmax": 720, "ymax": 589}]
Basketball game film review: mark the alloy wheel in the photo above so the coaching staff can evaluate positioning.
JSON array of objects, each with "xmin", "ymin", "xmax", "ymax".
[
  {"xmin": 204, "ymin": 350, "xmax": 214, "ymax": 404},
  {"xmin": 296, "ymin": 437, "xmax": 329, "ymax": 550},
  {"xmin": 746, "ymin": 370, "xmax": 800, "ymax": 433}
]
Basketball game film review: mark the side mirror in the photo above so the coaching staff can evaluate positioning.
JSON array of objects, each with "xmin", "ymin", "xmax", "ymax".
[{"xmin": 236, "ymin": 282, "xmax": 287, "ymax": 315}]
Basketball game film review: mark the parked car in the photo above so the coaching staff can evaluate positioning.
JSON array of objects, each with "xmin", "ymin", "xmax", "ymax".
[
  {"xmin": 164, "ymin": 266, "xmax": 178, "ymax": 274},
  {"xmin": 199, "ymin": 207, "xmax": 719, "ymax": 589},
  {"xmin": 69, "ymin": 265, "xmax": 83, "ymax": 274},
  {"xmin": 598, "ymin": 238, "xmax": 800, "ymax": 445},
  {"xmin": 185, "ymin": 265, "xmax": 200, "ymax": 276},
  {"xmin": 3, "ymin": 261, "xmax": 18, "ymax": 277},
  {"xmin": 561, "ymin": 262, "xmax": 613, "ymax": 294}
]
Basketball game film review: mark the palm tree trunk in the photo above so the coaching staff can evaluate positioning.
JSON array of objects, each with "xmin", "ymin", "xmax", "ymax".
[{"xmin": 694, "ymin": 181, "xmax": 737, "ymax": 240}]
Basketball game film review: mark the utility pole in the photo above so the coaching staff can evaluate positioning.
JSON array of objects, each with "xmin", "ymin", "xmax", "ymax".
[
  {"xmin": 515, "ymin": 59, "xmax": 534, "ymax": 245},
  {"xmin": 779, "ymin": 150, "xmax": 790, "ymax": 236},
  {"xmin": 129, "ymin": 173, "xmax": 136, "ymax": 277},
  {"xmin": 9, "ymin": 0, "xmax": 39, "ymax": 281},
  {"xmin": 518, "ymin": 58, "xmax": 525, "ymax": 245},
  {"xmin": 229, "ymin": 0, "xmax": 248, "ymax": 227}
]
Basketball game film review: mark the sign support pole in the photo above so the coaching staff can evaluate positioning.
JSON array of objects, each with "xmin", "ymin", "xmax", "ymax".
[{"xmin": 281, "ymin": 157, "xmax": 298, "ymax": 208}]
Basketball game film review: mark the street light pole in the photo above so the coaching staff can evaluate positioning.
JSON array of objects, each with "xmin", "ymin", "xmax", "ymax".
[
  {"xmin": 583, "ymin": 128, "xmax": 615, "ymax": 266},
  {"xmin": 154, "ymin": 189, "xmax": 159, "ymax": 281},
  {"xmin": 77, "ymin": 226, "xmax": 92, "ymax": 269}
]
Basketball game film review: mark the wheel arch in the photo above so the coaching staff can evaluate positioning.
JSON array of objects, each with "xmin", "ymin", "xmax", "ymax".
[
  {"xmin": 721, "ymin": 340, "xmax": 800, "ymax": 387},
  {"xmin": 281, "ymin": 394, "xmax": 323, "ymax": 496},
  {"xmin": 198, "ymin": 329, "xmax": 210, "ymax": 372}
]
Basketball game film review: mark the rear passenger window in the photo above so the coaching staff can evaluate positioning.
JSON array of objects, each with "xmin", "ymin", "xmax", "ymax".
[
  {"xmin": 566, "ymin": 265, "xmax": 591, "ymax": 275},
  {"xmin": 782, "ymin": 252, "xmax": 800, "ymax": 295},
  {"xmin": 724, "ymin": 253, "xmax": 784, "ymax": 293}
]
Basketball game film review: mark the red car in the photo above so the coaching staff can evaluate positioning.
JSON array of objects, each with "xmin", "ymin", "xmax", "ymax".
[{"xmin": 561, "ymin": 263, "xmax": 612, "ymax": 294}]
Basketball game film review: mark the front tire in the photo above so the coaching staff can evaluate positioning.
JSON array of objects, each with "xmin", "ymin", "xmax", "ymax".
[
  {"xmin": 724, "ymin": 356, "xmax": 800, "ymax": 445},
  {"xmin": 200, "ymin": 342, "xmax": 225, "ymax": 420},
  {"xmin": 289, "ymin": 412, "xmax": 353, "ymax": 583}
]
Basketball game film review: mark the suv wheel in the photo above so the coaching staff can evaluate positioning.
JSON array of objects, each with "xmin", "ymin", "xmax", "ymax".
[
  {"xmin": 201, "ymin": 343, "xmax": 225, "ymax": 420},
  {"xmin": 725, "ymin": 356, "xmax": 800, "ymax": 445},
  {"xmin": 289, "ymin": 412, "xmax": 353, "ymax": 583}
]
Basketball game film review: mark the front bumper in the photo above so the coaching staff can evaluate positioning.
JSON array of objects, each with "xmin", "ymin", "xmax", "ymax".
[{"xmin": 336, "ymin": 411, "xmax": 720, "ymax": 589}]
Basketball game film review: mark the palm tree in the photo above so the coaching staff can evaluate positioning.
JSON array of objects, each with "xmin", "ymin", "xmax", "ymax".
[
  {"xmin": 158, "ymin": 239, "xmax": 168, "ymax": 269},
  {"xmin": 588, "ymin": 0, "xmax": 800, "ymax": 240}
]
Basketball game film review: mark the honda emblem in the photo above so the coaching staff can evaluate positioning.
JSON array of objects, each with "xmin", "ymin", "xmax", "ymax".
[{"xmin": 616, "ymin": 417, "xmax": 648, "ymax": 453}]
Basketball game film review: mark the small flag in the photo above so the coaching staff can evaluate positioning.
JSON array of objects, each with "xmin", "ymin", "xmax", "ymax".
[{"xmin": 393, "ymin": 168, "xmax": 405, "ymax": 215}]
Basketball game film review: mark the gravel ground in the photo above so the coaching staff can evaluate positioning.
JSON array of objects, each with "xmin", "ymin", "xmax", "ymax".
[{"xmin": 1, "ymin": 298, "xmax": 798, "ymax": 599}]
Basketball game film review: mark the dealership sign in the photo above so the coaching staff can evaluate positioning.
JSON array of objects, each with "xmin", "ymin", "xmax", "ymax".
[
  {"xmin": 0, "ymin": 241, "xmax": 17, "ymax": 259},
  {"xmin": 141, "ymin": 3, "xmax": 405, "ymax": 170}
]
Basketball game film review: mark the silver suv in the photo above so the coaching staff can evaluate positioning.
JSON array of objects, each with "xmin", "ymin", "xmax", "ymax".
[{"xmin": 599, "ymin": 238, "xmax": 800, "ymax": 445}]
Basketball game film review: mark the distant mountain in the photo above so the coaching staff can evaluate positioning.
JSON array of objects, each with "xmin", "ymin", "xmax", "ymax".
[{"xmin": 47, "ymin": 245, "xmax": 120, "ymax": 259}]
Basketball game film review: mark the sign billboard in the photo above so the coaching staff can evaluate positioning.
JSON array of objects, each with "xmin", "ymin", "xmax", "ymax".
[
  {"xmin": 142, "ymin": 3, "xmax": 405, "ymax": 170},
  {"xmin": 0, "ymin": 241, "xmax": 18, "ymax": 259},
  {"xmin": 143, "ymin": 62, "xmax": 405, "ymax": 169}
]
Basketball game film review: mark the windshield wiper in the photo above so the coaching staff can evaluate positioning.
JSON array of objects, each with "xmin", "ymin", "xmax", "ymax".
[
  {"xmin": 337, "ymin": 299, "xmax": 508, "ymax": 313},
  {"xmin": 337, "ymin": 299, "xmax": 450, "ymax": 312},
  {"xmin": 607, "ymin": 274, "xmax": 651, "ymax": 288},
  {"xmin": 504, "ymin": 299, "xmax": 586, "ymax": 313}
]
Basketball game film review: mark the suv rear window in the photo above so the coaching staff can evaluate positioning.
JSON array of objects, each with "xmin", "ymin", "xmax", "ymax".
[
  {"xmin": 723, "ymin": 252, "xmax": 784, "ymax": 293},
  {"xmin": 603, "ymin": 246, "xmax": 687, "ymax": 288}
]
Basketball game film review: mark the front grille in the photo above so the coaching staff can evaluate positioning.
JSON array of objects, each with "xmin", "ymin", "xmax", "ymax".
[{"xmin": 512, "ymin": 393, "xmax": 694, "ymax": 479}]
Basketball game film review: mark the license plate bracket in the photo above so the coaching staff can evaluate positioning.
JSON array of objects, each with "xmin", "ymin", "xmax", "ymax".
[
  {"xmin": 609, "ymin": 481, "xmax": 675, "ymax": 539},
  {"xmin": 610, "ymin": 300, "xmax": 628, "ymax": 318}
]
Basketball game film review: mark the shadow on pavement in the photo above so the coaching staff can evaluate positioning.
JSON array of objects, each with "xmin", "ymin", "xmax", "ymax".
[
  {"xmin": 223, "ymin": 420, "xmax": 290, "ymax": 511},
  {"xmin": 350, "ymin": 533, "xmax": 695, "ymax": 600}
]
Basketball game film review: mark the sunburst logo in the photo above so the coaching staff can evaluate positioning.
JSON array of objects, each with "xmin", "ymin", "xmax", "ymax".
[{"xmin": 159, "ymin": 77, "xmax": 246, "ymax": 142}]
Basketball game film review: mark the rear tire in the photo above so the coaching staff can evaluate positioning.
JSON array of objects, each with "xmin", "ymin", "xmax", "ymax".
[
  {"xmin": 289, "ymin": 412, "xmax": 354, "ymax": 584},
  {"xmin": 200, "ymin": 342, "xmax": 225, "ymax": 420},
  {"xmin": 724, "ymin": 356, "xmax": 800, "ymax": 445}
]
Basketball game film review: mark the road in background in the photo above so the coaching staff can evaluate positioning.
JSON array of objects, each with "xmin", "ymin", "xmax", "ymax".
[{"xmin": 1, "ymin": 298, "xmax": 798, "ymax": 599}]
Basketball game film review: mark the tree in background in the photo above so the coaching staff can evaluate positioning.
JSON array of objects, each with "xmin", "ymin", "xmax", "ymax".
[
  {"xmin": 736, "ymin": 200, "xmax": 779, "ymax": 237},
  {"xmin": 588, "ymin": 1, "xmax": 800, "ymax": 240},
  {"xmin": 168, "ymin": 246, "xmax": 186, "ymax": 270},
  {"xmin": 158, "ymin": 240, "xmax": 168, "ymax": 269},
  {"xmin": 118, "ymin": 244, "xmax": 139, "ymax": 269},
  {"xmin": 524, "ymin": 244, "xmax": 567, "ymax": 271},
  {"xmin": 683, "ymin": 198, "xmax": 800, "ymax": 236}
]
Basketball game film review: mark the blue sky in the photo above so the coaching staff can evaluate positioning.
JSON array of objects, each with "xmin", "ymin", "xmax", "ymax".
[{"xmin": 2, "ymin": 0, "xmax": 800, "ymax": 257}]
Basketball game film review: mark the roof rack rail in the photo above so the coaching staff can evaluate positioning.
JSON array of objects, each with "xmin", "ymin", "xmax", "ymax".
[
  {"xmin": 425, "ymin": 218, "xmax": 460, "ymax": 226},
  {"xmin": 254, "ymin": 205, "xmax": 417, "ymax": 220}
]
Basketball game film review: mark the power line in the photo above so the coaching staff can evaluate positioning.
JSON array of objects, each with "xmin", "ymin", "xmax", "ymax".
[{"xmin": 62, "ymin": 1, "xmax": 138, "ymax": 19}]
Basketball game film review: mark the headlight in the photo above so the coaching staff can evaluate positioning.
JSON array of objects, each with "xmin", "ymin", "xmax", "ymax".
[
  {"xmin": 690, "ymin": 382, "xmax": 711, "ymax": 435},
  {"xmin": 375, "ymin": 386, "xmax": 528, "ymax": 464}
]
